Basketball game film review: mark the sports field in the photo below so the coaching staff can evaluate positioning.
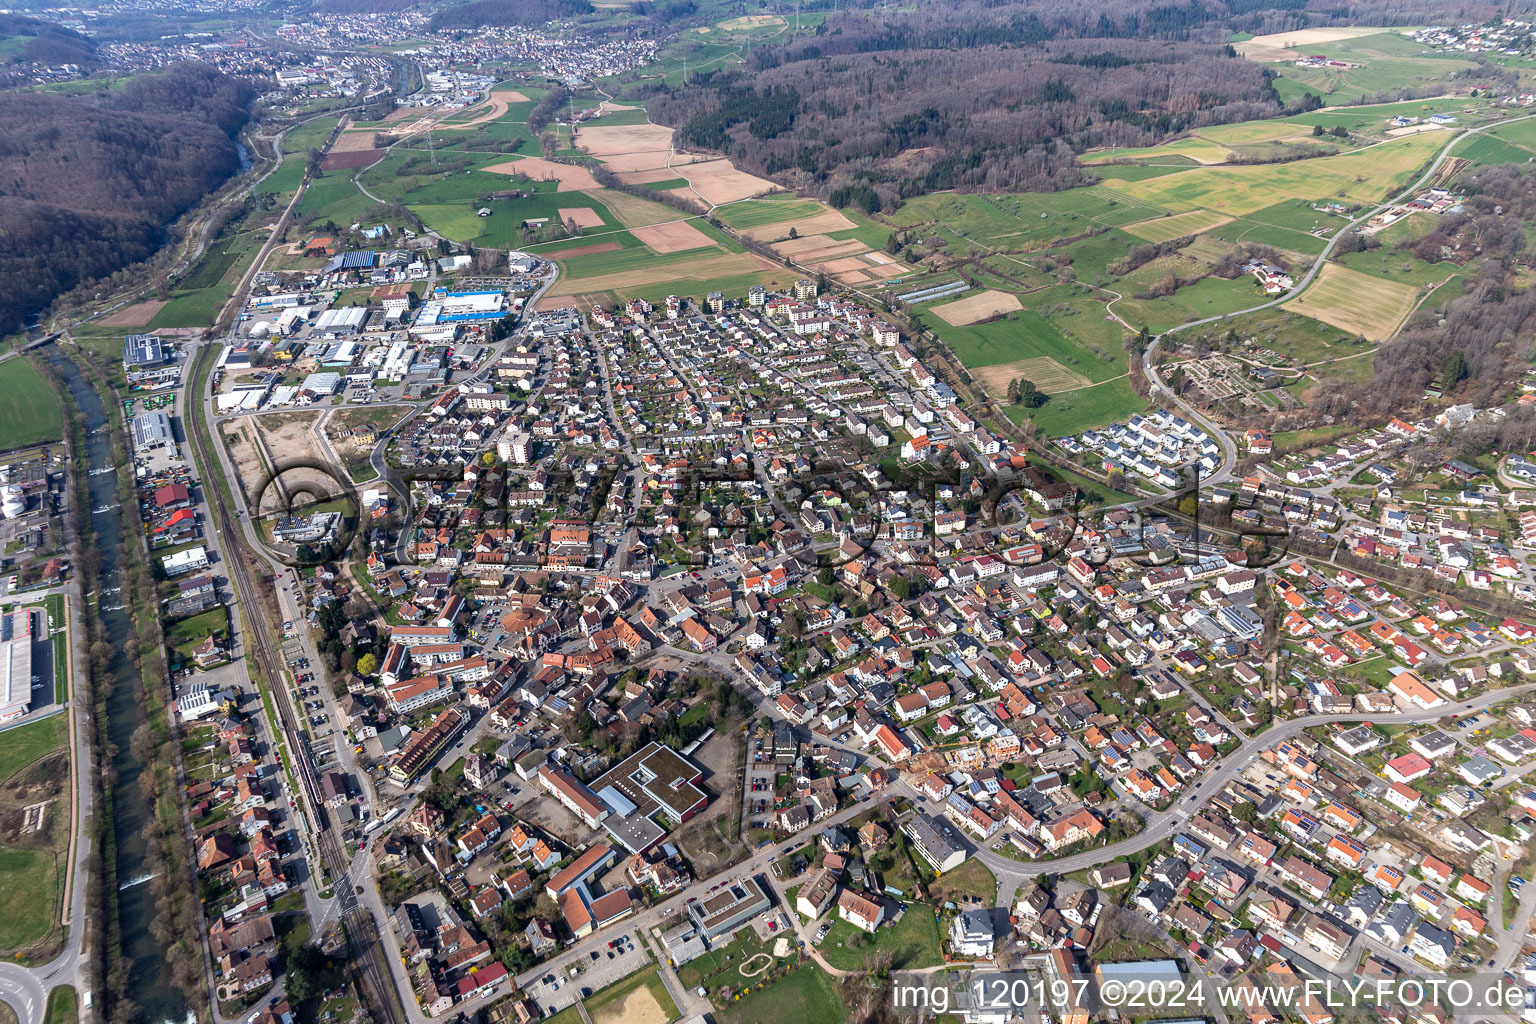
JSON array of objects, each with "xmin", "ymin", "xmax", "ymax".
[
  {"xmin": 1110, "ymin": 131, "xmax": 1443, "ymax": 215},
  {"xmin": 586, "ymin": 971, "xmax": 677, "ymax": 1024},
  {"xmin": 0, "ymin": 357, "xmax": 63, "ymax": 451},
  {"xmin": 1282, "ymin": 262, "xmax": 1420, "ymax": 341},
  {"xmin": 1124, "ymin": 209, "xmax": 1234, "ymax": 243}
]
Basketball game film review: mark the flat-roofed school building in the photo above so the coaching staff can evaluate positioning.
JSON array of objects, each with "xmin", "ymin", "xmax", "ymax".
[{"xmin": 589, "ymin": 741, "xmax": 708, "ymax": 853}]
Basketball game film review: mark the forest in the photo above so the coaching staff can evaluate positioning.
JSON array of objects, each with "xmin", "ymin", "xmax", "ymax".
[
  {"xmin": 645, "ymin": 1, "xmax": 1304, "ymax": 206},
  {"xmin": 0, "ymin": 14, "xmax": 97, "ymax": 77},
  {"xmin": 1308, "ymin": 163, "xmax": 1536, "ymax": 422},
  {"xmin": 426, "ymin": 0, "xmax": 592, "ymax": 31},
  {"xmin": 643, "ymin": 0, "xmax": 1522, "ymax": 207},
  {"xmin": 0, "ymin": 62, "xmax": 252, "ymax": 338}
]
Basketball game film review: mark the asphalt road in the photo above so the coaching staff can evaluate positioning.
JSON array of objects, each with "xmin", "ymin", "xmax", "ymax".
[{"xmin": 962, "ymin": 685, "xmax": 1536, "ymax": 931}]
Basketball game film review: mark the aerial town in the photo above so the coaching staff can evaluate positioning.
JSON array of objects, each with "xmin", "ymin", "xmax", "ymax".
[{"xmin": 4, "ymin": 6, "xmax": 1536, "ymax": 1024}]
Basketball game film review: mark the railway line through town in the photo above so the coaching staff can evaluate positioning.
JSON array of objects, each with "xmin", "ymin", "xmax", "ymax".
[{"xmin": 184, "ymin": 344, "xmax": 409, "ymax": 1024}]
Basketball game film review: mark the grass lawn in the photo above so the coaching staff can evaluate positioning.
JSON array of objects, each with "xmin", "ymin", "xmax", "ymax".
[
  {"xmin": 1273, "ymin": 423, "xmax": 1355, "ymax": 450},
  {"xmin": 0, "ymin": 848, "xmax": 58, "ymax": 951},
  {"xmin": 0, "ymin": 715, "xmax": 66, "ymax": 783},
  {"xmin": 817, "ymin": 905, "xmax": 942, "ymax": 971},
  {"xmin": 148, "ymin": 288, "xmax": 229, "ymax": 330},
  {"xmin": 675, "ymin": 926, "xmax": 777, "ymax": 989},
  {"xmin": 1050, "ymin": 463, "xmax": 1140, "ymax": 505},
  {"xmin": 1084, "ymin": 136, "xmax": 1233, "ymax": 165},
  {"xmin": 43, "ymin": 986, "xmax": 77, "ymax": 1024},
  {"xmin": 1197, "ymin": 306, "xmax": 1367, "ymax": 365},
  {"xmin": 1009, "ymin": 375, "xmax": 1148, "ymax": 437},
  {"xmin": 0, "ymin": 358, "xmax": 63, "ymax": 449},
  {"xmin": 165, "ymin": 605, "xmax": 229, "ymax": 648},
  {"xmin": 917, "ymin": 308, "xmax": 1121, "ymax": 382},
  {"xmin": 283, "ymin": 116, "xmax": 340, "ymax": 156},
  {"xmin": 295, "ymin": 171, "xmax": 377, "ymax": 228},
  {"xmin": 415, "ymin": 189, "xmax": 621, "ymax": 248},
  {"xmin": 1114, "ymin": 274, "xmax": 1272, "ymax": 335},
  {"xmin": 712, "ymin": 962, "xmax": 848, "ymax": 1024},
  {"xmin": 256, "ymin": 155, "xmax": 306, "ymax": 199},
  {"xmin": 1090, "ymin": 931, "xmax": 1172, "ymax": 963},
  {"xmin": 890, "ymin": 192, "xmax": 1147, "ymax": 253},
  {"xmin": 1092, "ymin": 165, "xmax": 1190, "ymax": 181},
  {"xmin": 930, "ymin": 857, "xmax": 996, "ymax": 905}
]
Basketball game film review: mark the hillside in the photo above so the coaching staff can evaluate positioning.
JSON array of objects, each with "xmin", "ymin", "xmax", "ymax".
[
  {"xmin": 0, "ymin": 62, "xmax": 251, "ymax": 337},
  {"xmin": 0, "ymin": 13, "xmax": 97, "ymax": 72},
  {"xmin": 641, "ymin": 0, "xmax": 1508, "ymax": 208},
  {"xmin": 426, "ymin": 0, "xmax": 593, "ymax": 31}
]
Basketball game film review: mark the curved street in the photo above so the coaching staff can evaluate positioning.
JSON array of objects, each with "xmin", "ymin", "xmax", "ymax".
[{"xmin": 1137, "ymin": 112, "xmax": 1536, "ymax": 493}]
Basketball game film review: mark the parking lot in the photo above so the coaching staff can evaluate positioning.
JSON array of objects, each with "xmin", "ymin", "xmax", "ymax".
[
  {"xmin": 743, "ymin": 735, "xmax": 776, "ymax": 831},
  {"xmin": 521, "ymin": 931, "xmax": 652, "ymax": 1017}
]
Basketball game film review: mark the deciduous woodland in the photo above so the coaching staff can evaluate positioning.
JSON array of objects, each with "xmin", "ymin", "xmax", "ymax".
[
  {"xmin": 1299, "ymin": 164, "xmax": 1536, "ymax": 424},
  {"xmin": 0, "ymin": 14, "xmax": 97, "ymax": 80},
  {"xmin": 0, "ymin": 62, "xmax": 251, "ymax": 337},
  {"xmin": 642, "ymin": 0, "xmax": 1515, "ymax": 208},
  {"xmin": 426, "ymin": 0, "xmax": 593, "ymax": 31}
]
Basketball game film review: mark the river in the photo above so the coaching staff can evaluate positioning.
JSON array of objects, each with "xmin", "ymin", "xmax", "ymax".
[{"xmin": 45, "ymin": 345, "xmax": 188, "ymax": 1024}]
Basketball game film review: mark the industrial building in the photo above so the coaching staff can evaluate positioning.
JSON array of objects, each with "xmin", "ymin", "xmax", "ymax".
[
  {"xmin": 313, "ymin": 307, "xmax": 369, "ymax": 335},
  {"xmin": 272, "ymin": 512, "xmax": 342, "ymax": 545},
  {"xmin": 301, "ymin": 372, "xmax": 343, "ymax": 396},
  {"xmin": 414, "ymin": 289, "xmax": 506, "ymax": 327},
  {"xmin": 323, "ymin": 251, "xmax": 376, "ymax": 275},
  {"xmin": 162, "ymin": 546, "xmax": 210, "ymax": 577},
  {"xmin": 0, "ymin": 608, "xmax": 36, "ymax": 722},
  {"xmin": 123, "ymin": 335, "xmax": 170, "ymax": 379},
  {"xmin": 131, "ymin": 411, "xmax": 175, "ymax": 453},
  {"xmin": 176, "ymin": 680, "xmax": 234, "ymax": 720}
]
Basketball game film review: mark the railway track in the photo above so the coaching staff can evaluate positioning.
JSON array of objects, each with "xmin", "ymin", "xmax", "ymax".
[{"xmin": 185, "ymin": 345, "xmax": 407, "ymax": 1024}]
